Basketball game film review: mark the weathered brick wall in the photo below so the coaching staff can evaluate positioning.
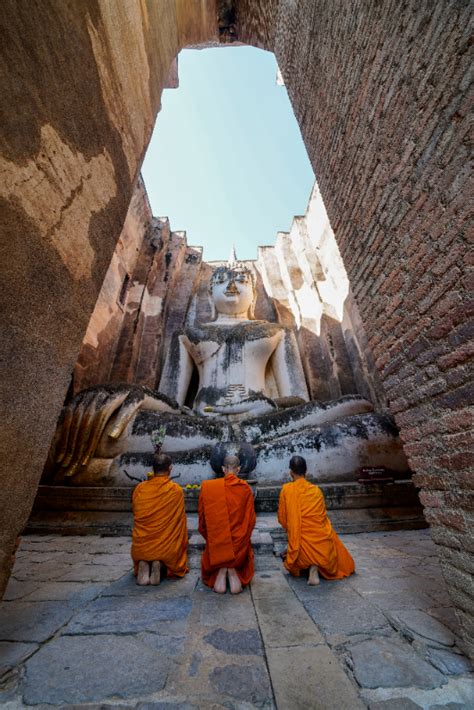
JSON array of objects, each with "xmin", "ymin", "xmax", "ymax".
[{"xmin": 232, "ymin": 0, "xmax": 473, "ymax": 654}]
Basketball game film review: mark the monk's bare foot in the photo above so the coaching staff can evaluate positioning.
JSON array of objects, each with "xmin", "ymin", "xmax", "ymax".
[
  {"xmin": 308, "ymin": 565, "xmax": 320, "ymax": 586},
  {"xmin": 228, "ymin": 568, "xmax": 242, "ymax": 594},
  {"xmin": 213, "ymin": 567, "xmax": 227, "ymax": 594},
  {"xmin": 150, "ymin": 560, "xmax": 162, "ymax": 585},
  {"xmin": 137, "ymin": 560, "xmax": 150, "ymax": 586}
]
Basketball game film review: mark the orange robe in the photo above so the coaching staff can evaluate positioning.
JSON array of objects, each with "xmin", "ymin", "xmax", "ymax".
[
  {"xmin": 198, "ymin": 474, "xmax": 256, "ymax": 588},
  {"xmin": 278, "ymin": 478, "xmax": 355, "ymax": 580},
  {"xmin": 131, "ymin": 476, "xmax": 188, "ymax": 578}
]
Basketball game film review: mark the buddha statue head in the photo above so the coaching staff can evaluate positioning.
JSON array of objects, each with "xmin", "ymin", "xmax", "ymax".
[{"xmin": 209, "ymin": 249, "xmax": 256, "ymax": 320}]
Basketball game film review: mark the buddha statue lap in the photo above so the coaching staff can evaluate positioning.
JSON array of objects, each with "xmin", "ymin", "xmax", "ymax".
[{"xmin": 47, "ymin": 258, "xmax": 408, "ymax": 485}]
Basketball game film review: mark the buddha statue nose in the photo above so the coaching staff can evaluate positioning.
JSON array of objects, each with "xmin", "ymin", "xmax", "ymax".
[{"xmin": 225, "ymin": 279, "xmax": 239, "ymax": 295}]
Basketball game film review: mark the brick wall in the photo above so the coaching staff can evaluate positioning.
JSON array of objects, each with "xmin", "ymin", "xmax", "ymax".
[{"xmin": 231, "ymin": 0, "xmax": 473, "ymax": 654}]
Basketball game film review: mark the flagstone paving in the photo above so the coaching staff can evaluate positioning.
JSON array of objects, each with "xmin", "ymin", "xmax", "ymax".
[{"xmin": 0, "ymin": 530, "xmax": 472, "ymax": 708}]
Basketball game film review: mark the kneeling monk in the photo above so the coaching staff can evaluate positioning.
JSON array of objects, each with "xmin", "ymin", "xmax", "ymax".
[
  {"xmin": 278, "ymin": 455, "xmax": 355, "ymax": 585},
  {"xmin": 131, "ymin": 453, "xmax": 188, "ymax": 585},
  {"xmin": 198, "ymin": 455, "xmax": 256, "ymax": 594}
]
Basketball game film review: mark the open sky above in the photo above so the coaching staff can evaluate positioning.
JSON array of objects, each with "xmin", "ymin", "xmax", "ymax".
[{"xmin": 142, "ymin": 46, "xmax": 315, "ymax": 262}]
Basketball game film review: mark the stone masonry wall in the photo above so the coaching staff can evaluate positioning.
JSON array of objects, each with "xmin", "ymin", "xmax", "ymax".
[{"xmin": 230, "ymin": 0, "xmax": 473, "ymax": 654}]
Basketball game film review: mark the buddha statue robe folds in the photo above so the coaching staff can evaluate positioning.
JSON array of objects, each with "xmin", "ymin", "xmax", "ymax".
[{"xmin": 47, "ymin": 256, "xmax": 409, "ymax": 486}]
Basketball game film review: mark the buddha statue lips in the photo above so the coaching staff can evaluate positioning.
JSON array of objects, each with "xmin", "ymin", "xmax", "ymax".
[{"xmin": 47, "ymin": 254, "xmax": 409, "ymax": 485}]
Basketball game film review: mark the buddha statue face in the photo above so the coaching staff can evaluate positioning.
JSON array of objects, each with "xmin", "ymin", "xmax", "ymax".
[{"xmin": 210, "ymin": 265, "xmax": 256, "ymax": 317}]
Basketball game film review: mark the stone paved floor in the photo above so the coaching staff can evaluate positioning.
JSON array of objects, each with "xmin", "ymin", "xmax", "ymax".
[{"xmin": 0, "ymin": 530, "xmax": 472, "ymax": 709}]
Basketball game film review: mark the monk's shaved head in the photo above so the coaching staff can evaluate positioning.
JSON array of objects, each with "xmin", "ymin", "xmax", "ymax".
[
  {"xmin": 223, "ymin": 454, "xmax": 240, "ymax": 473},
  {"xmin": 289, "ymin": 455, "xmax": 307, "ymax": 476},
  {"xmin": 153, "ymin": 453, "xmax": 172, "ymax": 474}
]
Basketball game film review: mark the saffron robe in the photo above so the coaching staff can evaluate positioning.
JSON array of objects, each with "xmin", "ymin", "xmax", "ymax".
[
  {"xmin": 198, "ymin": 474, "xmax": 256, "ymax": 588},
  {"xmin": 131, "ymin": 476, "xmax": 188, "ymax": 578},
  {"xmin": 278, "ymin": 477, "xmax": 355, "ymax": 580}
]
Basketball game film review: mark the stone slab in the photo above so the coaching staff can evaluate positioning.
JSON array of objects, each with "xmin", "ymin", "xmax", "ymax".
[
  {"xmin": 138, "ymin": 631, "xmax": 186, "ymax": 656},
  {"xmin": 208, "ymin": 662, "xmax": 273, "ymax": 707},
  {"xmin": 198, "ymin": 589, "xmax": 258, "ymax": 628},
  {"xmin": 350, "ymin": 575, "xmax": 431, "ymax": 595},
  {"xmin": 388, "ymin": 610, "xmax": 457, "ymax": 647},
  {"xmin": 428, "ymin": 608, "xmax": 463, "ymax": 637},
  {"xmin": 203, "ymin": 628, "xmax": 263, "ymax": 656},
  {"xmin": 290, "ymin": 579, "xmax": 391, "ymax": 636},
  {"xmin": 427, "ymin": 647, "xmax": 473, "ymax": 675},
  {"xmin": 362, "ymin": 590, "xmax": 438, "ymax": 612},
  {"xmin": 23, "ymin": 634, "xmax": 170, "ymax": 704},
  {"xmin": 267, "ymin": 645, "xmax": 365, "ymax": 709},
  {"xmin": 0, "ymin": 601, "xmax": 75, "ymax": 642},
  {"xmin": 21, "ymin": 581, "xmax": 105, "ymax": 603},
  {"xmin": 0, "ymin": 641, "xmax": 38, "ymax": 678},
  {"xmin": 64, "ymin": 595, "xmax": 193, "ymax": 635},
  {"xmin": 253, "ymin": 593, "xmax": 324, "ymax": 647},
  {"xmin": 2, "ymin": 578, "xmax": 39, "ymax": 601},
  {"xmin": 368, "ymin": 700, "xmax": 422, "ymax": 709},
  {"xmin": 350, "ymin": 637, "xmax": 446, "ymax": 689},
  {"xmin": 56, "ymin": 564, "xmax": 129, "ymax": 582},
  {"xmin": 11, "ymin": 560, "xmax": 73, "ymax": 581},
  {"xmin": 251, "ymin": 569, "xmax": 293, "ymax": 599},
  {"xmin": 136, "ymin": 702, "xmax": 199, "ymax": 710}
]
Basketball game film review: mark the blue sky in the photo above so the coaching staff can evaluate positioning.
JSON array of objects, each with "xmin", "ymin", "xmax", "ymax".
[{"xmin": 142, "ymin": 46, "xmax": 314, "ymax": 261}]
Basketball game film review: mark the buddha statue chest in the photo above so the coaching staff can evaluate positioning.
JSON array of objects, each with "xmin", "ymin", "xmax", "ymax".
[{"xmin": 182, "ymin": 322, "xmax": 283, "ymax": 397}]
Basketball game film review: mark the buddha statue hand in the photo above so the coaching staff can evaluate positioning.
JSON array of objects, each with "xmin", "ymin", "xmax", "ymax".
[
  {"xmin": 196, "ymin": 389, "xmax": 277, "ymax": 419},
  {"xmin": 51, "ymin": 383, "xmax": 179, "ymax": 478}
]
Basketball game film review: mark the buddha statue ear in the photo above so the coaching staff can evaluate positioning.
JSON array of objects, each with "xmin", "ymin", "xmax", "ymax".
[
  {"xmin": 209, "ymin": 297, "xmax": 217, "ymax": 321},
  {"xmin": 208, "ymin": 284, "xmax": 217, "ymax": 321},
  {"xmin": 248, "ymin": 272, "xmax": 257, "ymax": 319},
  {"xmin": 248, "ymin": 298, "xmax": 255, "ymax": 320}
]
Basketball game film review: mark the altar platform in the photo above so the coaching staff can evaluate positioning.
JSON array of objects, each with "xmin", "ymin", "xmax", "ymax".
[{"xmin": 26, "ymin": 479, "xmax": 427, "ymax": 537}]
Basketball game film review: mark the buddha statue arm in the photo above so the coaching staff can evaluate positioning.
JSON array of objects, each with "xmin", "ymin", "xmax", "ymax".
[
  {"xmin": 271, "ymin": 329, "xmax": 309, "ymax": 401},
  {"xmin": 158, "ymin": 334, "xmax": 194, "ymax": 407}
]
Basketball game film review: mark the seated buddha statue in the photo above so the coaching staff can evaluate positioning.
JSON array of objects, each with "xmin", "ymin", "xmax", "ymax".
[{"xmin": 47, "ymin": 258, "xmax": 408, "ymax": 485}]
